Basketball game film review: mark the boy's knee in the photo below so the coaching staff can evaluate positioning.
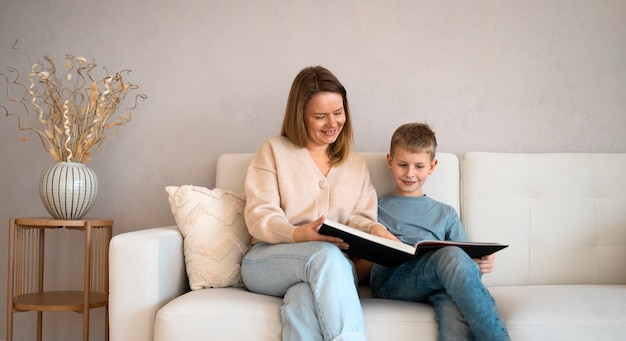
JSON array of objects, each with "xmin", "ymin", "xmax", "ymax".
[
  {"xmin": 430, "ymin": 247, "xmax": 481, "ymax": 282},
  {"xmin": 434, "ymin": 246, "xmax": 475, "ymax": 268},
  {"xmin": 436, "ymin": 245, "xmax": 466, "ymax": 260}
]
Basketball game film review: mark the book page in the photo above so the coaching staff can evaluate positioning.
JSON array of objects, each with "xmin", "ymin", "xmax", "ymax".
[{"xmin": 322, "ymin": 219, "xmax": 416, "ymax": 254}]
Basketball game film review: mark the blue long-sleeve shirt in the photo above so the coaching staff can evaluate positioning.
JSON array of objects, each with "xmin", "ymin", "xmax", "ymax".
[{"xmin": 378, "ymin": 194, "xmax": 469, "ymax": 246}]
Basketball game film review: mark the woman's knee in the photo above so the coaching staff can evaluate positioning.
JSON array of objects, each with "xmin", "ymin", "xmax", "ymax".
[
  {"xmin": 308, "ymin": 242, "xmax": 353, "ymax": 272},
  {"xmin": 310, "ymin": 242, "xmax": 348, "ymax": 259}
]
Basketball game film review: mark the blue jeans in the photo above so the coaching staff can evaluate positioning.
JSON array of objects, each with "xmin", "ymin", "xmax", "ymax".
[
  {"xmin": 241, "ymin": 241, "xmax": 366, "ymax": 341},
  {"xmin": 370, "ymin": 246, "xmax": 510, "ymax": 341}
]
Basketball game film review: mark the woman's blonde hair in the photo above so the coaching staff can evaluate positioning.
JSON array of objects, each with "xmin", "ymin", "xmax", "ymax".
[{"xmin": 281, "ymin": 66, "xmax": 353, "ymax": 164}]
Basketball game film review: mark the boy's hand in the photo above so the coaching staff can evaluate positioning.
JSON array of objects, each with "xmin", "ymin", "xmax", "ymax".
[
  {"xmin": 370, "ymin": 223, "xmax": 400, "ymax": 241},
  {"xmin": 474, "ymin": 253, "xmax": 496, "ymax": 274}
]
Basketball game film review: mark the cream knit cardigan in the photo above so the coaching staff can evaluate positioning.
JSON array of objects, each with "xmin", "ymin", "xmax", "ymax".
[{"xmin": 244, "ymin": 136, "xmax": 379, "ymax": 245}]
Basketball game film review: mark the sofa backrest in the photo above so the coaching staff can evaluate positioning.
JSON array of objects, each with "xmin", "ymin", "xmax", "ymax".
[
  {"xmin": 216, "ymin": 152, "xmax": 460, "ymax": 213},
  {"xmin": 218, "ymin": 152, "xmax": 626, "ymax": 287},
  {"xmin": 462, "ymin": 152, "xmax": 626, "ymax": 287}
]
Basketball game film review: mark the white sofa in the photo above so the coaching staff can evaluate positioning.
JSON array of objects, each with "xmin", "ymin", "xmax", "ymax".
[{"xmin": 109, "ymin": 152, "xmax": 626, "ymax": 341}]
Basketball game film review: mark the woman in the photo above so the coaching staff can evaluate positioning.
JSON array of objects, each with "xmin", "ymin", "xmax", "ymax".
[{"xmin": 241, "ymin": 66, "xmax": 392, "ymax": 341}]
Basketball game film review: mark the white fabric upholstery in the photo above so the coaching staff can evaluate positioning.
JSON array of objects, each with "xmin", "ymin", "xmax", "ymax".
[
  {"xmin": 155, "ymin": 288, "xmax": 282, "ymax": 341},
  {"xmin": 490, "ymin": 285, "xmax": 626, "ymax": 339},
  {"xmin": 109, "ymin": 226, "xmax": 187, "ymax": 341},
  {"xmin": 462, "ymin": 152, "xmax": 626, "ymax": 287},
  {"xmin": 110, "ymin": 152, "xmax": 626, "ymax": 341}
]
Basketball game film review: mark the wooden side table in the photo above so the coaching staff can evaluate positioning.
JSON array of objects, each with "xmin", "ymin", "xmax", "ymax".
[{"xmin": 6, "ymin": 218, "xmax": 113, "ymax": 341}]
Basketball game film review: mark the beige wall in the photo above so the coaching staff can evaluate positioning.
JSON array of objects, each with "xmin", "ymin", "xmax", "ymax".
[{"xmin": 1, "ymin": 0, "xmax": 625, "ymax": 339}]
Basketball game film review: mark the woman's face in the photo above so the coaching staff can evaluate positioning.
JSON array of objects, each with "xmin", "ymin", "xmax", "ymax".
[{"xmin": 304, "ymin": 92, "xmax": 346, "ymax": 150}]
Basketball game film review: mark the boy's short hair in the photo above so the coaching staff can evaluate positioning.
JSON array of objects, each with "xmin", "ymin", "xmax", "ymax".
[{"xmin": 389, "ymin": 123, "xmax": 437, "ymax": 159}]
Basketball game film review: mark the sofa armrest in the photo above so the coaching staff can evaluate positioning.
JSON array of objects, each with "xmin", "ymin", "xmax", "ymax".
[{"xmin": 109, "ymin": 226, "xmax": 189, "ymax": 341}]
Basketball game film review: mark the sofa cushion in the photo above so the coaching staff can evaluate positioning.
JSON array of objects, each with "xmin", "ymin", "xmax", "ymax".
[
  {"xmin": 462, "ymin": 152, "xmax": 626, "ymax": 287},
  {"xmin": 165, "ymin": 185, "xmax": 251, "ymax": 289},
  {"xmin": 154, "ymin": 287, "xmax": 439, "ymax": 341},
  {"xmin": 490, "ymin": 284, "xmax": 626, "ymax": 340}
]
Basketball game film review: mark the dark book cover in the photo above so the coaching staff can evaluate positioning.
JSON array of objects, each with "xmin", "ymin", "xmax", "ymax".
[{"xmin": 318, "ymin": 219, "xmax": 508, "ymax": 267}]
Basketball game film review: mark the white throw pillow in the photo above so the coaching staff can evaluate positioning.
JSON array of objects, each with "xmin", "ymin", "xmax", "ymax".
[{"xmin": 165, "ymin": 185, "xmax": 251, "ymax": 289}]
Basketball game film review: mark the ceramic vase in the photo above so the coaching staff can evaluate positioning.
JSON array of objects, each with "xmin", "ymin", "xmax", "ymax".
[{"xmin": 39, "ymin": 162, "xmax": 98, "ymax": 220}]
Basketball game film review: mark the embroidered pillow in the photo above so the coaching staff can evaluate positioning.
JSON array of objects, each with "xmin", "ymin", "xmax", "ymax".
[{"xmin": 165, "ymin": 185, "xmax": 250, "ymax": 289}]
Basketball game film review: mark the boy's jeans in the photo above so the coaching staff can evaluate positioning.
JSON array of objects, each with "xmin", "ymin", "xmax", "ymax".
[
  {"xmin": 370, "ymin": 246, "xmax": 510, "ymax": 341},
  {"xmin": 241, "ymin": 241, "xmax": 366, "ymax": 341}
]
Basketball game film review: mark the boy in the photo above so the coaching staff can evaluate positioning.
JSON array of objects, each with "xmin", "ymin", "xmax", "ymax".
[{"xmin": 370, "ymin": 123, "xmax": 510, "ymax": 341}]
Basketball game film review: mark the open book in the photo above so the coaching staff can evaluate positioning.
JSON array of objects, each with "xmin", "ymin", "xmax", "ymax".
[{"xmin": 318, "ymin": 219, "xmax": 508, "ymax": 267}]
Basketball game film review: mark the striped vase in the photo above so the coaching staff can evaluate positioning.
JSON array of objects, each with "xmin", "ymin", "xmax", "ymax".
[{"xmin": 39, "ymin": 162, "xmax": 98, "ymax": 220}]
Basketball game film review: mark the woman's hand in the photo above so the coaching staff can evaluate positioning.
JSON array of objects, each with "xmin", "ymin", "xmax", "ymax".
[
  {"xmin": 473, "ymin": 253, "xmax": 496, "ymax": 274},
  {"xmin": 292, "ymin": 215, "xmax": 349, "ymax": 249}
]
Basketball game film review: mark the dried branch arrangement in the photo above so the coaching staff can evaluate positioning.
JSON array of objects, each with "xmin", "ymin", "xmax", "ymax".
[{"xmin": 1, "ymin": 44, "xmax": 147, "ymax": 163}]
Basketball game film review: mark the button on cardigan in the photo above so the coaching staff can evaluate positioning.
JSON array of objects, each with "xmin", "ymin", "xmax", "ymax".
[{"xmin": 244, "ymin": 136, "xmax": 379, "ymax": 245}]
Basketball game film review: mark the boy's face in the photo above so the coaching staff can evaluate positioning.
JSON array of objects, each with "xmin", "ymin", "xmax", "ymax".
[{"xmin": 387, "ymin": 146, "xmax": 438, "ymax": 197}]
